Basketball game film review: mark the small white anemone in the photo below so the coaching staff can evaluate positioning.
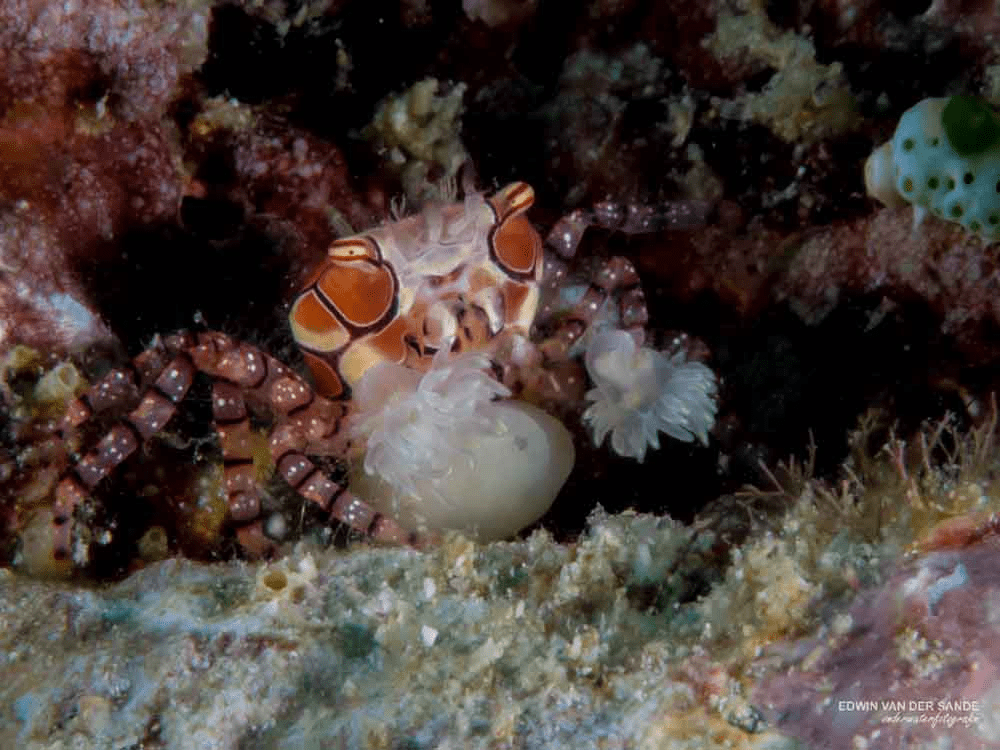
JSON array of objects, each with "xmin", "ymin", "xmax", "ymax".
[
  {"xmin": 350, "ymin": 350, "xmax": 509, "ymax": 502},
  {"xmin": 583, "ymin": 328, "xmax": 717, "ymax": 461},
  {"xmin": 349, "ymin": 349, "xmax": 574, "ymax": 540}
]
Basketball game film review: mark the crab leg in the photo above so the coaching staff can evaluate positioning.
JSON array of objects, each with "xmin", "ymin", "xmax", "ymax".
[
  {"xmin": 268, "ymin": 409, "xmax": 417, "ymax": 546},
  {"xmin": 499, "ymin": 253, "xmax": 651, "ymax": 406},
  {"xmin": 210, "ymin": 380, "xmax": 265, "ymax": 524},
  {"xmin": 191, "ymin": 332, "xmax": 418, "ymax": 547},
  {"xmin": 51, "ymin": 330, "xmax": 419, "ymax": 562},
  {"xmin": 545, "ymin": 199, "xmax": 712, "ymax": 259},
  {"xmin": 538, "ymin": 255, "xmax": 648, "ymax": 360},
  {"xmin": 51, "ymin": 348, "xmax": 197, "ymax": 559}
]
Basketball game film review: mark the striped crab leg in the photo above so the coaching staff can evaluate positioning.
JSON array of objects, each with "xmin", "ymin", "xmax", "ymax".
[
  {"xmin": 188, "ymin": 332, "xmax": 418, "ymax": 551},
  {"xmin": 52, "ymin": 334, "xmax": 199, "ymax": 560},
  {"xmin": 499, "ymin": 254, "xmax": 649, "ymax": 405},
  {"xmin": 544, "ymin": 198, "xmax": 713, "ymax": 259},
  {"xmin": 52, "ymin": 332, "xmax": 418, "ymax": 562},
  {"xmin": 535, "ymin": 196, "xmax": 712, "ymax": 357},
  {"xmin": 537, "ymin": 255, "xmax": 649, "ymax": 361}
]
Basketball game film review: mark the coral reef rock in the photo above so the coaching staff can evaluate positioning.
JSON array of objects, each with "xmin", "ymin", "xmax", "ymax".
[
  {"xmin": 757, "ymin": 536, "xmax": 1000, "ymax": 749},
  {"xmin": 0, "ymin": 513, "xmax": 794, "ymax": 750}
]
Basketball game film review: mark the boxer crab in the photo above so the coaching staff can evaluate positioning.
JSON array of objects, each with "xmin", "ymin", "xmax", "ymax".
[{"xmin": 39, "ymin": 182, "xmax": 717, "ymax": 564}]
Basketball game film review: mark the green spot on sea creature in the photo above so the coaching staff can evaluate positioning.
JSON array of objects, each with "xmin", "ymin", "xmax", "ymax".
[{"xmin": 942, "ymin": 95, "xmax": 1000, "ymax": 157}]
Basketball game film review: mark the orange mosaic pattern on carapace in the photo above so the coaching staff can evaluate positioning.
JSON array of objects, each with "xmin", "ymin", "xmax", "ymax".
[{"xmin": 289, "ymin": 182, "xmax": 543, "ymax": 398}]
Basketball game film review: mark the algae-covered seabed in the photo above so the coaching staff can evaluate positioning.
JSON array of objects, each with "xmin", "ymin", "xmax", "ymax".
[
  {"xmin": 0, "ymin": 510, "xmax": 809, "ymax": 749},
  {"xmin": 9, "ymin": 435, "xmax": 1000, "ymax": 749}
]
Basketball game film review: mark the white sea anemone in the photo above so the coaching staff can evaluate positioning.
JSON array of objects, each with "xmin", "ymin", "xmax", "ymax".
[
  {"xmin": 349, "ymin": 350, "xmax": 574, "ymax": 540},
  {"xmin": 583, "ymin": 328, "xmax": 717, "ymax": 461},
  {"xmin": 350, "ymin": 351, "xmax": 509, "ymax": 501}
]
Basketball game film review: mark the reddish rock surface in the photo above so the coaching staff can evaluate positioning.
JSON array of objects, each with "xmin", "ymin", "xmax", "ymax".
[
  {"xmin": 756, "ymin": 536, "xmax": 1000, "ymax": 749},
  {"xmin": 0, "ymin": 0, "xmax": 210, "ymax": 355}
]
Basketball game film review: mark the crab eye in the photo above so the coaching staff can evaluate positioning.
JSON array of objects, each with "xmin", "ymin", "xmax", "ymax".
[
  {"xmin": 489, "ymin": 182, "xmax": 535, "ymax": 220},
  {"xmin": 328, "ymin": 236, "xmax": 381, "ymax": 262},
  {"xmin": 485, "ymin": 182, "xmax": 542, "ymax": 280},
  {"xmin": 491, "ymin": 214, "xmax": 541, "ymax": 277}
]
